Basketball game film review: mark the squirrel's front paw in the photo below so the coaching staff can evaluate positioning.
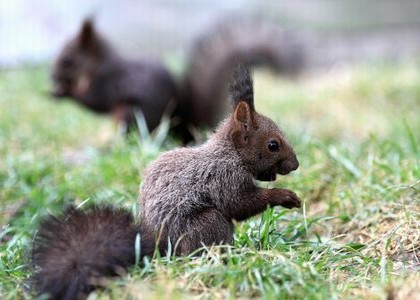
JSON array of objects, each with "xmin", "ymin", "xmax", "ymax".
[
  {"xmin": 282, "ymin": 191, "xmax": 301, "ymax": 209},
  {"xmin": 272, "ymin": 189, "xmax": 301, "ymax": 209}
]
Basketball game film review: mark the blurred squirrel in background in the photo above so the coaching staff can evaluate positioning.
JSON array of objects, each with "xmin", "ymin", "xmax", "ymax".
[
  {"xmin": 33, "ymin": 63, "xmax": 301, "ymax": 300},
  {"xmin": 51, "ymin": 18, "xmax": 303, "ymax": 143}
]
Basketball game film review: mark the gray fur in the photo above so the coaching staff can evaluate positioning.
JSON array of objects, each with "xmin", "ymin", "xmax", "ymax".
[{"xmin": 140, "ymin": 65, "xmax": 301, "ymax": 255}]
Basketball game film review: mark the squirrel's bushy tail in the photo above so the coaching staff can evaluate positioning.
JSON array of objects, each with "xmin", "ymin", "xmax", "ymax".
[
  {"xmin": 182, "ymin": 18, "xmax": 303, "ymax": 127},
  {"xmin": 32, "ymin": 206, "xmax": 154, "ymax": 300}
]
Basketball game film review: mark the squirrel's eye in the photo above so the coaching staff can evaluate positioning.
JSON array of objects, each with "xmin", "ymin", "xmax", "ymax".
[{"xmin": 268, "ymin": 140, "xmax": 279, "ymax": 152}]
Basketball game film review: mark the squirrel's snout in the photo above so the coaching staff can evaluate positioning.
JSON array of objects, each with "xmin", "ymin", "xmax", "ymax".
[
  {"xmin": 278, "ymin": 157, "xmax": 299, "ymax": 175},
  {"xmin": 290, "ymin": 157, "xmax": 299, "ymax": 171}
]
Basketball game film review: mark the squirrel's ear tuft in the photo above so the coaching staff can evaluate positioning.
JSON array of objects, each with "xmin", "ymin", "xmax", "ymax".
[
  {"xmin": 233, "ymin": 101, "xmax": 254, "ymax": 130},
  {"xmin": 79, "ymin": 18, "xmax": 97, "ymax": 50},
  {"xmin": 230, "ymin": 63, "xmax": 255, "ymax": 110}
]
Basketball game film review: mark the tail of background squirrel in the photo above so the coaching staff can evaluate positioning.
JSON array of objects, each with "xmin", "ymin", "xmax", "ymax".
[
  {"xmin": 181, "ymin": 18, "xmax": 304, "ymax": 128},
  {"xmin": 31, "ymin": 206, "xmax": 155, "ymax": 300}
]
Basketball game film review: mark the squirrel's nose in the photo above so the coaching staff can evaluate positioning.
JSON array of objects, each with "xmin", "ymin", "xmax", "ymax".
[
  {"xmin": 290, "ymin": 157, "xmax": 299, "ymax": 171},
  {"xmin": 277, "ymin": 157, "xmax": 299, "ymax": 175}
]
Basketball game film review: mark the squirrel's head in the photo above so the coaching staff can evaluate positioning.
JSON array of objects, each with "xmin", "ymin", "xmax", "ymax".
[
  {"xmin": 51, "ymin": 19, "xmax": 109, "ymax": 99},
  {"xmin": 230, "ymin": 101, "xmax": 299, "ymax": 181},
  {"xmin": 228, "ymin": 63, "xmax": 298, "ymax": 181}
]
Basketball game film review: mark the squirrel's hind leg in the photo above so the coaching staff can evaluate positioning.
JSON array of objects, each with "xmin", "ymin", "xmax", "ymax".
[{"xmin": 174, "ymin": 208, "xmax": 234, "ymax": 255}]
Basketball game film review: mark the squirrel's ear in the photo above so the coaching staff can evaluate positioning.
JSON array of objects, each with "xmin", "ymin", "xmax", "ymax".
[
  {"xmin": 233, "ymin": 101, "xmax": 254, "ymax": 131},
  {"xmin": 78, "ymin": 18, "xmax": 97, "ymax": 50}
]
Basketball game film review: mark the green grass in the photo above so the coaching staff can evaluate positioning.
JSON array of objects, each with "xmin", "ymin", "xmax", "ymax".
[{"xmin": 0, "ymin": 61, "xmax": 419, "ymax": 299}]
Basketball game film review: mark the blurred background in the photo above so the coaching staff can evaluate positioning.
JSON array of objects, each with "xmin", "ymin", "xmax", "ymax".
[
  {"xmin": 2, "ymin": 0, "xmax": 420, "ymax": 68},
  {"xmin": 1, "ymin": 2, "xmax": 419, "ymax": 299}
]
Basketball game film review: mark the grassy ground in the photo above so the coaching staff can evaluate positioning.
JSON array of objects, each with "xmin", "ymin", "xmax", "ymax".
[{"xmin": 0, "ymin": 61, "xmax": 419, "ymax": 299}]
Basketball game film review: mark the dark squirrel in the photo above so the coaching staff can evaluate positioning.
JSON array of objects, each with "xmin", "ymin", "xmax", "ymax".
[
  {"xmin": 33, "ymin": 64, "xmax": 301, "ymax": 299},
  {"xmin": 51, "ymin": 18, "xmax": 302, "ymax": 142},
  {"xmin": 50, "ymin": 19, "xmax": 183, "ymax": 139}
]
